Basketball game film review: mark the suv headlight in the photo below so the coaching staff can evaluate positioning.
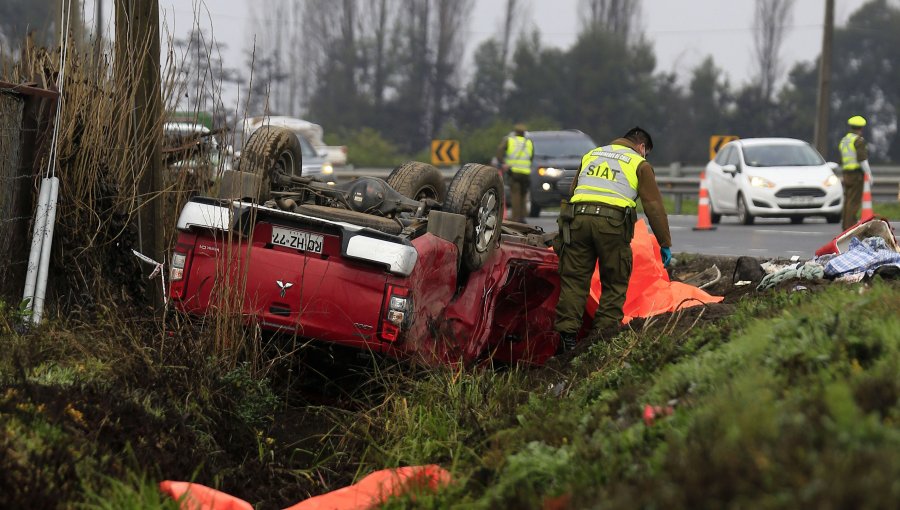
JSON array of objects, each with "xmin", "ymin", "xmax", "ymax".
[
  {"xmin": 321, "ymin": 163, "xmax": 334, "ymax": 175},
  {"xmin": 538, "ymin": 167, "xmax": 564, "ymax": 178},
  {"xmin": 823, "ymin": 174, "xmax": 839, "ymax": 187},
  {"xmin": 749, "ymin": 175, "xmax": 775, "ymax": 188}
]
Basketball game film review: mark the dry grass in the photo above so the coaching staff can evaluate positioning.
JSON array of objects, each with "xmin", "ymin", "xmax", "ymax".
[{"xmin": 2, "ymin": 25, "xmax": 274, "ymax": 371}]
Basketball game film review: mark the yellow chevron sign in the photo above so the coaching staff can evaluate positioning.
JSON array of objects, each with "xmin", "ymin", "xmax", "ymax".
[
  {"xmin": 709, "ymin": 135, "xmax": 739, "ymax": 161},
  {"xmin": 431, "ymin": 139, "xmax": 460, "ymax": 166}
]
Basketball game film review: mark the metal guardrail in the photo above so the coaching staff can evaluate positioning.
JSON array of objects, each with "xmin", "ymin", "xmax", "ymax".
[{"xmin": 337, "ymin": 165, "xmax": 900, "ymax": 212}]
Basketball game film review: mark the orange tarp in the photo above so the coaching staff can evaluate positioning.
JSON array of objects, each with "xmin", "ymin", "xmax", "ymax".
[
  {"xmin": 585, "ymin": 219, "xmax": 723, "ymax": 323},
  {"xmin": 159, "ymin": 481, "xmax": 253, "ymax": 510},
  {"xmin": 160, "ymin": 465, "xmax": 451, "ymax": 510}
]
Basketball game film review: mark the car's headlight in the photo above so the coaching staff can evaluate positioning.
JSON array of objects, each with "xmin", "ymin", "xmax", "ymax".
[
  {"xmin": 538, "ymin": 167, "xmax": 564, "ymax": 178},
  {"xmin": 321, "ymin": 163, "xmax": 334, "ymax": 175},
  {"xmin": 749, "ymin": 175, "xmax": 775, "ymax": 188},
  {"xmin": 823, "ymin": 174, "xmax": 839, "ymax": 187}
]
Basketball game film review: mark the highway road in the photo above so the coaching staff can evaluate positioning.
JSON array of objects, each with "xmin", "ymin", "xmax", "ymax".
[{"xmin": 526, "ymin": 213, "xmax": 900, "ymax": 259}]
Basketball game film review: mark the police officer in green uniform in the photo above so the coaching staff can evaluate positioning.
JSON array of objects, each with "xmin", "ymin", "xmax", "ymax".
[
  {"xmin": 839, "ymin": 115, "xmax": 871, "ymax": 230},
  {"xmin": 496, "ymin": 123, "xmax": 534, "ymax": 223},
  {"xmin": 554, "ymin": 127, "xmax": 673, "ymax": 353}
]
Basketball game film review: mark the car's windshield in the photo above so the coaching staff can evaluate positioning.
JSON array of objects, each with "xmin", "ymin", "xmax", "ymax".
[
  {"xmin": 741, "ymin": 144, "xmax": 825, "ymax": 167},
  {"xmin": 533, "ymin": 136, "xmax": 596, "ymax": 159}
]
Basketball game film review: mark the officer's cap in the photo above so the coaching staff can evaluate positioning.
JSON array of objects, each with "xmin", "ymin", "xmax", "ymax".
[{"xmin": 848, "ymin": 115, "xmax": 867, "ymax": 127}]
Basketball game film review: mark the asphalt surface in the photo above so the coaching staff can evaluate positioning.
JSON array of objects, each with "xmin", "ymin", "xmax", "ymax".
[{"xmin": 525, "ymin": 213, "xmax": 900, "ymax": 259}]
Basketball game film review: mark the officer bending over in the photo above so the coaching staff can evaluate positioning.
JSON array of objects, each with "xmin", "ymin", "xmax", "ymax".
[{"xmin": 554, "ymin": 126, "xmax": 673, "ymax": 353}]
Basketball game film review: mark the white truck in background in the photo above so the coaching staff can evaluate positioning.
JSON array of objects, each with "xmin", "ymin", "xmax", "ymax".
[{"xmin": 241, "ymin": 116, "xmax": 348, "ymax": 167}]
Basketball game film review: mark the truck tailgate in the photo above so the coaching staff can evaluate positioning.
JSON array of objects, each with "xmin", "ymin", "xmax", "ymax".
[{"xmin": 174, "ymin": 201, "xmax": 408, "ymax": 347}]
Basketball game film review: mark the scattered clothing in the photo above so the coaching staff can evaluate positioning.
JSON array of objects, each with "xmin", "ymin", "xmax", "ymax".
[
  {"xmin": 757, "ymin": 261, "xmax": 825, "ymax": 291},
  {"xmin": 822, "ymin": 236, "xmax": 900, "ymax": 279}
]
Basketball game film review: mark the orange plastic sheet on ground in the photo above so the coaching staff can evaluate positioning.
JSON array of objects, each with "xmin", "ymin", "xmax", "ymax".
[
  {"xmin": 160, "ymin": 465, "xmax": 450, "ymax": 510},
  {"xmin": 585, "ymin": 219, "xmax": 723, "ymax": 324}
]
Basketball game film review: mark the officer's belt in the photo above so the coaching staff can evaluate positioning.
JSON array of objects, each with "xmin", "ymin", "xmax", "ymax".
[{"xmin": 574, "ymin": 203, "xmax": 625, "ymax": 220}]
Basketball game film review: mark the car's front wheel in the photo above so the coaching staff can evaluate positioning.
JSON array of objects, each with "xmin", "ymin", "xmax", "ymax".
[
  {"xmin": 737, "ymin": 194, "xmax": 754, "ymax": 225},
  {"xmin": 709, "ymin": 200, "xmax": 722, "ymax": 224}
]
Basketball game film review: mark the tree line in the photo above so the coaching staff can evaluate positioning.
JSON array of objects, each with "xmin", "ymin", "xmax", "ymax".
[{"xmin": 2, "ymin": 0, "xmax": 898, "ymax": 165}]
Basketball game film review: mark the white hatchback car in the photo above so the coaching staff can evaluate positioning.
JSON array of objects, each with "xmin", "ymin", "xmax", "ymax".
[{"xmin": 705, "ymin": 138, "xmax": 843, "ymax": 225}]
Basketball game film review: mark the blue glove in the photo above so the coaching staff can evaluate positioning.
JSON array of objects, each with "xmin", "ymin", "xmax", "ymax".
[{"xmin": 660, "ymin": 247, "xmax": 672, "ymax": 267}]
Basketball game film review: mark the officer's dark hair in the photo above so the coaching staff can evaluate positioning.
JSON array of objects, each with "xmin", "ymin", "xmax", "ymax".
[{"xmin": 624, "ymin": 126, "xmax": 653, "ymax": 152}]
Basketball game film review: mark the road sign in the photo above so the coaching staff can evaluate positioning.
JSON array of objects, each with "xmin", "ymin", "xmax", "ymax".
[
  {"xmin": 709, "ymin": 135, "xmax": 739, "ymax": 161},
  {"xmin": 431, "ymin": 139, "xmax": 460, "ymax": 166}
]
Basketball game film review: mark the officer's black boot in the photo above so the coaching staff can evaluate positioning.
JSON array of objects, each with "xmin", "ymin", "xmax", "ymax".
[{"xmin": 557, "ymin": 333, "xmax": 577, "ymax": 355}]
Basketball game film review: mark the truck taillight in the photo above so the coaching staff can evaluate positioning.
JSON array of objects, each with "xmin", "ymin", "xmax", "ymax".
[
  {"xmin": 170, "ymin": 252, "xmax": 187, "ymax": 281},
  {"xmin": 168, "ymin": 237, "xmax": 195, "ymax": 300},
  {"xmin": 379, "ymin": 284, "xmax": 410, "ymax": 342}
]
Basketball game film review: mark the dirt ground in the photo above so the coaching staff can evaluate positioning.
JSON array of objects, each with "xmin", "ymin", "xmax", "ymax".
[{"xmin": 667, "ymin": 253, "xmax": 830, "ymax": 303}]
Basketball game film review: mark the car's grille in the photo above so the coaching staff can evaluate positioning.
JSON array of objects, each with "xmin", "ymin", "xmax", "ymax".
[
  {"xmin": 780, "ymin": 204, "xmax": 827, "ymax": 209},
  {"xmin": 775, "ymin": 187, "xmax": 825, "ymax": 198}
]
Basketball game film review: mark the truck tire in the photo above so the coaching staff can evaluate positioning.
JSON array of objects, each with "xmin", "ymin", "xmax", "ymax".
[
  {"xmin": 238, "ymin": 126, "xmax": 302, "ymax": 202},
  {"xmin": 386, "ymin": 161, "xmax": 447, "ymax": 202},
  {"xmin": 444, "ymin": 163, "xmax": 503, "ymax": 271},
  {"xmin": 293, "ymin": 204, "xmax": 402, "ymax": 235}
]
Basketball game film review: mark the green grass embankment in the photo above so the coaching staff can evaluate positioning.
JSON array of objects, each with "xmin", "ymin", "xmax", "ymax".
[{"xmin": 372, "ymin": 281, "xmax": 900, "ymax": 508}]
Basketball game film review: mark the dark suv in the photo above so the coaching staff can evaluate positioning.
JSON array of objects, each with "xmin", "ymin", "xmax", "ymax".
[{"xmin": 526, "ymin": 130, "xmax": 596, "ymax": 217}]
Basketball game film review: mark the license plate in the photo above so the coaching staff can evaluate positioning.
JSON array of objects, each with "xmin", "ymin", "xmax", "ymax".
[
  {"xmin": 788, "ymin": 196, "xmax": 814, "ymax": 205},
  {"xmin": 271, "ymin": 226, "xmax": 324, "ymax": 253}
]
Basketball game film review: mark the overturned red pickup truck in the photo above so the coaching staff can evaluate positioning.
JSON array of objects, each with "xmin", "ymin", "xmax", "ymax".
[{"xmin": 169, "ymin": 127, "xmax": 562, "ymax": 365}]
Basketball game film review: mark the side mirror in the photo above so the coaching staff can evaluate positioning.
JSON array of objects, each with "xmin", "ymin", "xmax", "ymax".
[
  {"xmin": 721, "ymin": 164, "xmax": 738, "ymax": 175},
  {"xmin": 826, "ymin": 161, "xmax": 839, "ymax": 172}
]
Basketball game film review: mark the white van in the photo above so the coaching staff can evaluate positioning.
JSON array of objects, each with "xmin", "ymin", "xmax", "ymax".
[{"xmin": 241, "ymin": 116, "xmax": 348, "ymax": 167}]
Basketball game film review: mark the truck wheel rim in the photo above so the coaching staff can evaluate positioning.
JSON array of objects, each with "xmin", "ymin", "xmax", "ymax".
[
  {"xmin": 416, "ymin": 185, "xmax": 439, "ymax": 201},
  {"xmin": 272, "ymin": 151, "xmax": 296, "ymax": 186},
  {"xmin": 474, "ymin": 190, "xmax": 499, "ymax": 252}
]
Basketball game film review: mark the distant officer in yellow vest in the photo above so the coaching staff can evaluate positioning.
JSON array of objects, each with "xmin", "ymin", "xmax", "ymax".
[
  {"xmin": 496, "ymin": 123, "xmax": 534, "ymax": 223},
  {"xmin": 839, "ymin": 115, "xmax": 871, "ymax": 230},
  {"xmin": 554, "ymin": 127, "xmax": 672, "ymax": 353}
]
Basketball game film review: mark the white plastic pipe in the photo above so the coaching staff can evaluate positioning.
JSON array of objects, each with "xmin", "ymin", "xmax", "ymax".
[
  {"xmin": 31, "ymin": 177, "xmax": 60, "ymax": 324},
  {"xmin": 23, "ymin": 177, "xmax": 53, "ymax": 312}
]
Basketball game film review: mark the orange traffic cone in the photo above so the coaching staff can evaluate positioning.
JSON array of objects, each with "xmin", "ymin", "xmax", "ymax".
[
  {"xmin": 693, "ymin": 170, "xmax": 717, "ymax": 231},
  {"xmin": 861, "ymin": 171, "xmax": 874, "ymax": 222}
]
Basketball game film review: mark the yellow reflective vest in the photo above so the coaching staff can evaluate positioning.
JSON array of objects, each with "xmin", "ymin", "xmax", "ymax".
[
  {"xmin": 505, "ymin": 136, "xmax": 534, "ymax": 175},
  {"xmin": 571, "ymin": 144, "xmax": 641, "ymax": 208},
  {"xmin": 839, "ymin": 133, "xmax": 861, "ymax": 170}
]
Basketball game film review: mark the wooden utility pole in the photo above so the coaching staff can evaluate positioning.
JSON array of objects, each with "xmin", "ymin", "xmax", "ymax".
[
  {"xmin": 814, "ymin": 0, "xmax": 834, "ymax": 157},
  {"xmin": 93, "ymin": 0, "xmax": 103, "ymax": 68},
  {"xmin": 114, "ymin": 0, "xmax": 164, "ymax": 306}
]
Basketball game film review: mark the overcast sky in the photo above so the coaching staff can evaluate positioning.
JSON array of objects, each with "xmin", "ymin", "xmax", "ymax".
[{"xmin": 85, "ymin": 0, "xmax": 873, "ymax": 97}]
